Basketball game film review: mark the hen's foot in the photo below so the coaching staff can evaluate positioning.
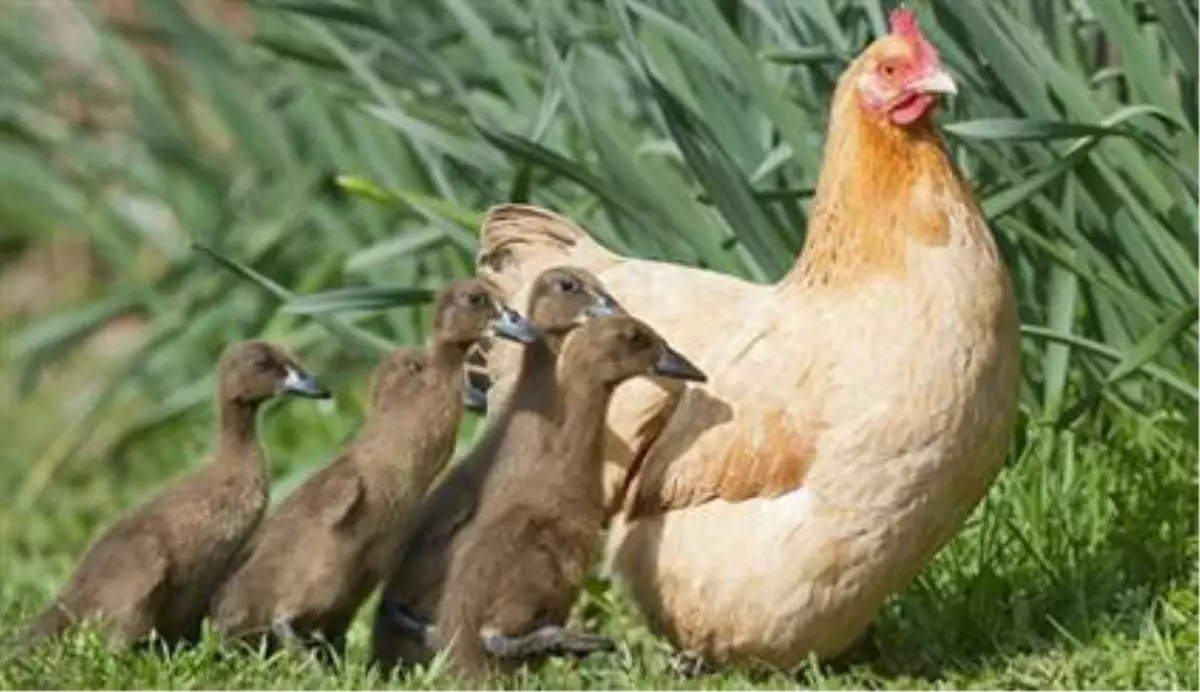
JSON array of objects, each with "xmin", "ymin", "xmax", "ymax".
[{"xmin": 668, "ymin": 649, "xmax": 714, "ymax": 678}]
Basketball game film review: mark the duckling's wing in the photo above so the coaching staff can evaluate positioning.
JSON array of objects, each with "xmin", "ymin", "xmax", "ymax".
[
  {"xmin": 39, "ymin": 529, "xmax": 169, "ymax": 646},
  {"xmin": 320, "ymin": 472, "xmax": 367, "ymax": 531}
]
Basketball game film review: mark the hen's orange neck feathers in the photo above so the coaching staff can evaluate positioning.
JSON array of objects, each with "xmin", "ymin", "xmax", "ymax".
[{"xmin": 786, "ymin": 10, "xmax": 975, "ymax": 291}]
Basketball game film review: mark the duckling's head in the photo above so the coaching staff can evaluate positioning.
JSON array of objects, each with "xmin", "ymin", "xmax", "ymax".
[
  {"xmin": 218, "ymin": 340, "xmax": 331, "ymax": 406},
  {"xmin": 368, "ymin": 347, "xmax": 429, "ymax": 413},
  {"xmin": 566, "ymin": 316, "xmax": 707, "ymax": 388},
  {"xmin": 433, "ymin": 278, "xmax": 537, "ymax": 348},
  {"xmin": 526, "ymin": 266, "xmax": 622, "ymax": 334}
]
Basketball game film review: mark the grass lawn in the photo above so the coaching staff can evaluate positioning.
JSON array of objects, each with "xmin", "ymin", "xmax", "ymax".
[
  {"xmin": 1, "ymin": 345, "xmax": 1196, "ymax": 690},
  {"xmin": 0, "ymin": 0, "xmax": 1194, "ymax": 687}
]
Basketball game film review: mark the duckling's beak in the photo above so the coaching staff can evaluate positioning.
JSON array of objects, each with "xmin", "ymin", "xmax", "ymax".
[
  {"xmin": 463, "ymin": 362, "xmax": 492, "ymax": 410},
  {"xmin": 583, "ymin": 291, "xmax": 620, "ymax": 319},
  {"xmin": 280, "ymin": 366, "xmax": 332, "ymax": 399},
  {"xmin": 490, "ymin": 306, "xmax": 539, "ymax": 344},
  {"xmin": 651, "ymin": 346, "xmax": 707, "ymax": 383},
  {"xmin": 462, "ymin": 382, "xmax": 489, "ymax": 412}
]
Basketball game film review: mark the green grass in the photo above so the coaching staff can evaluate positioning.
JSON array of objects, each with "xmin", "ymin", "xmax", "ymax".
[
  {"xmin": 0, "ymin": 343, "xmax": 1196, "ymax": 689},
  {"xmin": 0, "ymin": 0, "xmax": 1196, "ymax": 688}
]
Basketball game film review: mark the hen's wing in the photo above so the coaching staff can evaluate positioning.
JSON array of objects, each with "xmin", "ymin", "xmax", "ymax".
[
  {"xmin": 618, "ymin": 301, "xmax": 828, "ymax": 520},
  {"xmin": 473, "ymin": 204, "xmax": 772, "ymax": 508}
]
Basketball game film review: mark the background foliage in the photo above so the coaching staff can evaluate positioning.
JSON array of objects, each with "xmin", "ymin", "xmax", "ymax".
[{"xmin": 0, "ymin": 0, "xmax": 1195, "ymax": 688}]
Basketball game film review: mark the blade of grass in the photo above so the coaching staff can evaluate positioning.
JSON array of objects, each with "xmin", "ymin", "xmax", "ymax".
[
  {"xmin": 283, "ymin": 286, "xmax": 436, "ymax": 315},
  {"xmin": 193, "ymin": 242, "xmax": 393, "ymax": 354}
]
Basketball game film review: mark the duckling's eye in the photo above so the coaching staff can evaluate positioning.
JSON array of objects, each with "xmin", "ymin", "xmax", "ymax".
[
  {"xmin": 620, "ymin": 328, "xmax": 650, "ymax": 349},
  {"xmin": 466, "ymin": 291, "xmax": 486, "ymax": 307},
  {"xmin": 556, "ymin": 277, "xmax": 580, "ymax": 293},
  {"xmin": 255, "ymin": 356, "xmax": 275, "ymax": 372},
  {"xmin": 406, "ymin": 359, "xmax": 425, "ymax": 375}
]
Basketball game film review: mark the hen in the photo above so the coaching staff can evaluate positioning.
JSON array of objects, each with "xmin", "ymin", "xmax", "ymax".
[{"xmin": 472, "ymin": 8, "xmax": 1020, "ymax": 668}]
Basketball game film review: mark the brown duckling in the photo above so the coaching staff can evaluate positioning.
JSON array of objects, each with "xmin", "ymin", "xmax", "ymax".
[
  {"xmin": 21, "ymin": 340, "xmax": 329, "ymax": 649},
  {"xmin": 210, "ymin": 279, "xmax": 535, "ymax": 656},
  {"xmin": 434, "ymin": 315, "xmax": 706, "ymax": 682},
  {"xmin": 369, "ymin": 266, "xmax": 617, "ymax": 673}
]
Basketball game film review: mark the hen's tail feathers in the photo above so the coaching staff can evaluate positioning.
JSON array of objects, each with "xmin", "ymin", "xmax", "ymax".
[{"xmin": 476, "ymin": 204, "xmax": 619, "ymax": 302}]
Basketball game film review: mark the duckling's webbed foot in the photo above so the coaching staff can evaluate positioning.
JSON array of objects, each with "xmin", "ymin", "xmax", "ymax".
[
  {"xmin": 481, "ymin": 626, "xmax": 615, "ymax": 661},
  {"xmin": 379, "ymin": 598, "xmax": 437, "ymax": 647}
]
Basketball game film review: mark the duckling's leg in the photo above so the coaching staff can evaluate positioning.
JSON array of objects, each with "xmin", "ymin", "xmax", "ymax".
[
  {"xmin": 107, "ymin": 606, "xmax": 157, "ymax": 649},
  {"xmin": 481, "ymin": 625, "xmax": 615, "ymax": 660},
  {"xmin": 330, "ymin": 633, "xmax": 347, "ymax": 661},
  {"xmin": 310, "ymin": 633, "xmax": 346, "ymax": 668},
  {"xmin": 270, "ymin": 618, "xmax": 306, "ymax": 652}
]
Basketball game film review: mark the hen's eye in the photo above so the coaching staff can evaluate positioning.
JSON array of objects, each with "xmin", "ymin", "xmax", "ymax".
[{"xmin": 881, "ymin": 64, "xmax": 896, "ymax": 77}]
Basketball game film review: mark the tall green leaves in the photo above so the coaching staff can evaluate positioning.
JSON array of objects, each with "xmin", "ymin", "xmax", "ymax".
[{"xmin": 3, "ymin": 0, "xmax": 1196, "ymax": 473}]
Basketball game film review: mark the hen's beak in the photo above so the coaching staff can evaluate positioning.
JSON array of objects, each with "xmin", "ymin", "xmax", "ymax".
[
  {"xmin": 909, "ymin": 68, "xmax": 957, "ymax": 96},
  {"xmin": 280, "ymin": 366, "xmax": 332, "ymax": 399},
  {"xmin": 651, "ymin": 346, "xmax": 707, "ymax": 383},
  {"xmin": 490, "ymin": 306, "xmax": 539, "ymax": 344}
]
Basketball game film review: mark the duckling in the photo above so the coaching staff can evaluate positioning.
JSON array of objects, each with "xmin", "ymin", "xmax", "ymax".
[
  {"xmin": 21, "ymin": 341, "xmax": 329, "ymax": 649},
  {"xmin": 369, "ymin": 266, "xmax": 617, "ymax": 673},
  {"xmin": 434, "ymin": 315, "xmax": 706, "ymax": 682},
  {"xmin": 210, "ymin": 279, "xmax": 535, "ymax": 656}
]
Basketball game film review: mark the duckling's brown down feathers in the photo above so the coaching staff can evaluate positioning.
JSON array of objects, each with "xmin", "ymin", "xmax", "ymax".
[
  {"xmin": 369, "ymin": 267, "xmax": 617, "ymax": 673},
  {"xmin": 211, "ymin": 279, "xmax": 509, "ymax": 651},
  {"xmin": 435, "ymin": 315, "xmax": 706, "ymax": 682},
  {"xmin": 23, "ymin": 340, "xmax": 327, "ymax": 648}
]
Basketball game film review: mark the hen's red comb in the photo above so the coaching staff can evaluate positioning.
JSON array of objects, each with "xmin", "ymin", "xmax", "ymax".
[
  {"xmin": 889, "ymin": 6, "xmax": 921, "ymax": 39},
  {"xmin": 888, "ymin": 5, "xmax": 939, "ymax": 65}
]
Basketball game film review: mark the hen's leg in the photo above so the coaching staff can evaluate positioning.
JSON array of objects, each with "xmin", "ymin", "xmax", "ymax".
[
  {"xmin": 668, "ymin": 649, "xmax": 714, "ymax": 678},
  {"xmin": 481, "ymin": 625, "xmax": 615, "ymax": 660},
  {"xmin": 823, "ymin": 623, "xmax": 877, "ymax": 671}
]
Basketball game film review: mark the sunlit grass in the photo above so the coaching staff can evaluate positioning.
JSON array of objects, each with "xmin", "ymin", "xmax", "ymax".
[{"xmin": 0, "ymin": 0, "xmax": 1195, "ymax": 688}]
